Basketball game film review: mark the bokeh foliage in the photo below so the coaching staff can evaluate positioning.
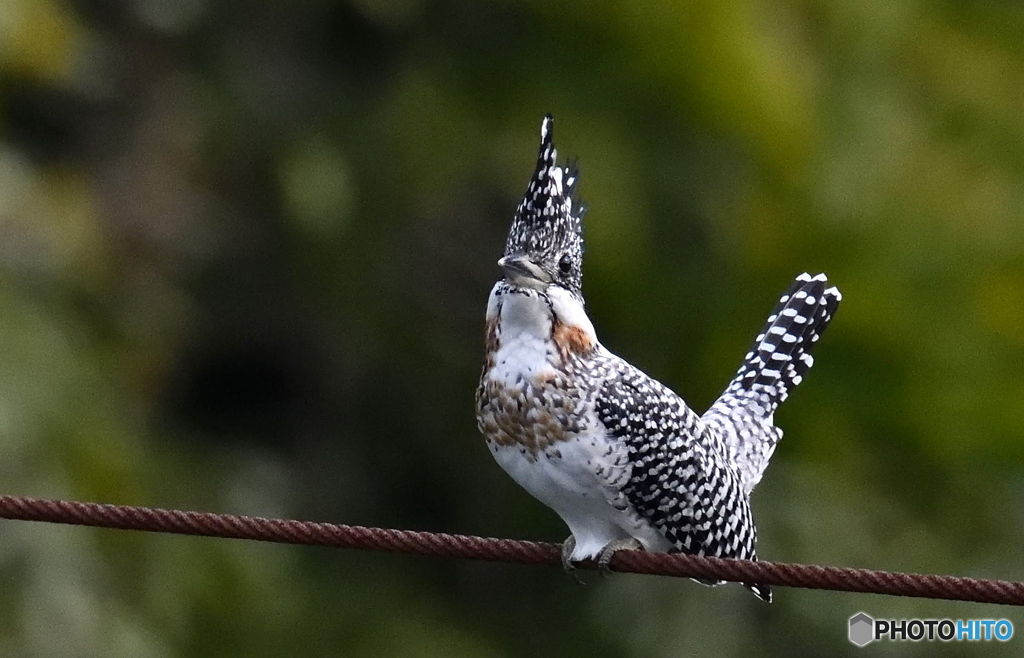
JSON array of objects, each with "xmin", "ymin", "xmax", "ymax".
[{"xmin": 1, "ymin": 0, "xmax": 1023, "ymax": 656}]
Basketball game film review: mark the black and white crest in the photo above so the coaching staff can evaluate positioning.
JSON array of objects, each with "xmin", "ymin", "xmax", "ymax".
[{"xmin": 503, "ymin": 115, "xmax": 587, "ymax": 296}]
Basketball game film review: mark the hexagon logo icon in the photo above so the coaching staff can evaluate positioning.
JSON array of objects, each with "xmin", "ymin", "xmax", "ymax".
[{"xmin": 849, "ymin": 612, "xmax": 875, "ymax": 647}]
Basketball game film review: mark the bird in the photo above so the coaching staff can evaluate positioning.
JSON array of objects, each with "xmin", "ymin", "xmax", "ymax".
[{"xmin": 475, "ymin": 114, "xmax": 841, "ymax": 602}]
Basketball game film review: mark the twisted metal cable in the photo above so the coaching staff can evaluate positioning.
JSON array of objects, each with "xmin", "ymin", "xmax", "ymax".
[{"xmin": 1, "ymin": 494, "xmax": 1021, "ymax": 605}]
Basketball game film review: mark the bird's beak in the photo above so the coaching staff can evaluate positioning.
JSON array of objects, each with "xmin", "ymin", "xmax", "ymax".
[{"xmin": 498, "ymin": 254, "xmax": 551, "ymax": 290}]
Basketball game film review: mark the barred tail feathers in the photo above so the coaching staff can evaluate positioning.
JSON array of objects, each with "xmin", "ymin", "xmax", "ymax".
[
  {"xmin": 722, "ymin": 273, "xmax": 840, "ymax": 417},
  {"xmin": 703, "ymin": 274, "xmax": 840, "ymax": 492}
]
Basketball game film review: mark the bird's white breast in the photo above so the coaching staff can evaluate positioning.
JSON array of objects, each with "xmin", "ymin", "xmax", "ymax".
[
  {"xmin": 485, "ymin": 284, "xmax": 558, "ymax": 386},
  {"xmin": 478, "ymin": 283, "xmax": 671, "ymax": 559}
]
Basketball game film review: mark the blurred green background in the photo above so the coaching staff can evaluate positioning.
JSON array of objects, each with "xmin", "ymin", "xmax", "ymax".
[{"xmin": 1, "ymin": 0, "xmax": 1023, "ymax": 656}]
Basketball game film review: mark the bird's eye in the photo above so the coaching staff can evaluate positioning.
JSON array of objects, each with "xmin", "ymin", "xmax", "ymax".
[{"xmin": 558, "ymin": 253, "xmax": 572, "ymax": 275}]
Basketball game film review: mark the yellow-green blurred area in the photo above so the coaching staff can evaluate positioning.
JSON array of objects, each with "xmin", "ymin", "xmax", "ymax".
[{"xmin": 1, "ymin": 0, "xmax": 1023, "ymax": 655}]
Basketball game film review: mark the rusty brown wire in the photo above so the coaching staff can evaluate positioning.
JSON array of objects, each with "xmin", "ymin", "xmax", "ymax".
[{"xmin": 1, "ymin": 494, "xmax": 1021, "ymax": 605}]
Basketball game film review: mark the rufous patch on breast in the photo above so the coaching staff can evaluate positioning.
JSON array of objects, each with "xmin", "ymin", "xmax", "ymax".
[
  {"xmin": 552, "ymin": 320, "xmax": 595, "ymax": 359},
  {"xmin": 484, "ymin": 318, "xmax": 499, "ymax": 368}
]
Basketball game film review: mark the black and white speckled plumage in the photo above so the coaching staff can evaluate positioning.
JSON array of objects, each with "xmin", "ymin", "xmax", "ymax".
[{"xmin": 476, "ymin": 115, "xmax": 840, "ymax": 603}]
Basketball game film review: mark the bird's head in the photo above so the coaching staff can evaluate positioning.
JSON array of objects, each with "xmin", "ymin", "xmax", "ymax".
[{"xmin": 500, "ymin": 114, "xmax": 586, "ymax": 299}]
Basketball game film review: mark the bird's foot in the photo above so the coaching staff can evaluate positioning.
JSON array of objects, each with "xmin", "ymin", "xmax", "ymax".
[
  {"xmin": 560, "ymin": 536, "xmax": 584, "ymax": 584},
  {"xmin": 596, "ymin": 538, "xmax": 643, "ymax": 577}
]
